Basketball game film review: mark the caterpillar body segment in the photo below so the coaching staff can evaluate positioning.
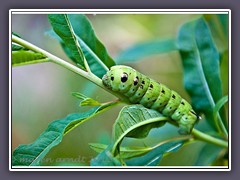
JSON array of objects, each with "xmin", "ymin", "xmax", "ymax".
[{"xmin": 102, "ymin": 65, "xmax": 199, "ymax": 134}]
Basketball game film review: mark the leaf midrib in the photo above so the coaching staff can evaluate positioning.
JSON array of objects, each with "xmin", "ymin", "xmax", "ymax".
[
  {"xmin": 29, "ymin": 132, "xmax": 61, "ymax": 165},
  {"xmin": 195, "ymin": 38, "xmax": 215, "ymax": 109},
  {"xmin": 112, "ymin": 116, "xmax": 168, "ymax": 154},
  {"xmin": 76, "ymin": 36, "xmax": 109, "ymax": 72},
  {"xmin": 64, "ymin": 15, "xmax": 85, "ymax": 63}
]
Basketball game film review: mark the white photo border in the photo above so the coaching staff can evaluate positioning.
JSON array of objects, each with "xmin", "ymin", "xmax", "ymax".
[{"xmin": 9, "ymin": 9, "xmax": 231, "ymax": 171}]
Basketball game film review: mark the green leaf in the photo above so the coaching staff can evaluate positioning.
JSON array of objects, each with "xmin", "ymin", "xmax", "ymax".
[
  {"xmin": 68, "ymin": 14, "xmax": 116, "ymax": 78},
  {"xmin": 12, "ymin": 43, "xmax": 27, "ymax": 51},
  {"xmin": 213, "ymin": 96, "xmax": 228, "ymax": 135},
  {"xmin": 112, "ymin": 105, "xmax": 168, "ymax": 156},
  {"xmin": 90, "ymin": 138, "xmax": 188, "ymax": 162},
  {"xmin": 125, "ymin": 140, "xmax": 185, "ymax": 166},
  {"xmin": 89, "ymin": 143, "xmax": 107, "ymax": 153},
  {"xmin": 48, "ymin": 14, "xmax": 86, "ymax": 70},
  {"xmin": 116, "ymin": 39, "xmax": 177, "ymax": 63},
  {"xmin": 177, "ymin": 17, "xmax": 223, "ymax": 130},
  {"xmin": 71, "ymin": 92, "xmax": 101, "ymax": 106},
  {"xmin": 48, "ymin": 14, "xmax": 116, "ymax": 78},
  {"xmin": 220, "ymin": 50, "xmax": 229, "ymax": 96},
  {"xmin": 218, "ymin": 50, "xmax": 229, "ymax": 128},
  {"xmin": 218, "ymin": 14, "xmax": 229, "ymax": 37},
  {"xmin": 90, "ymin": 143, "xmax": 152, "ymax": 160},
  {"xmin": 204, "ymin": 14, "xmax": 228, "ymax": 53},
  {"xmin": 195, "ymin": 143, "xmax": 224, "ymax": 166},
  {"xmin": 12, "ymin": 103, "xmax": 115, "ymax": 166},
  {"xmin": 12, "ymin": 50, "xmax": 48, "ymax": 67},
  {"xmin": 12, "ymin": 32, "xmax": 22, "ymax": 38},
  {"xmin": 90, "ymin": 144, "xmax": 123, "ymax": 166},
  {"xmin": 159, "ymin": 140, "xmax": 204, "ymax": 166},
  {"xmin": 11, "ymin": 34, "xmax": 48, "ymax": 66}
]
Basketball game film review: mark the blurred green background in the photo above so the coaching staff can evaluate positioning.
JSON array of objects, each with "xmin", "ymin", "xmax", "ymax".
[{"xmin": 12, "ymin": 14, "xmax": 212, "ymax": 166}]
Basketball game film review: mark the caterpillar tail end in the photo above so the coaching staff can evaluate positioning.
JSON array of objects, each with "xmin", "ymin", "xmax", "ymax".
[
  {"xmin": 178, "ymin": 126, "xmax": 192, "ymax": 135},
  {"xmin": 178, "ymin": 114, "xmax": 201, "ymax": 135}
]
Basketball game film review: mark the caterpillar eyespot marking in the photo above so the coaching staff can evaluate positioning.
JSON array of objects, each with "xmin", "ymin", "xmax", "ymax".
[
  {"xmin": 121, "ymin": 72, "xmax": 128, "ymax": 82},
  {"xmin": 102, "ymin": 65, "xmax": 200, "ymax": 134},
  {"xmin": 133, "ymin": 77, "xmax": 139, "ymax": 86}
]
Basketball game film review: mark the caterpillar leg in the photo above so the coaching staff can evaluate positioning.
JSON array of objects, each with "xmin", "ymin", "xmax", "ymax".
[{"xmin": 178, "ymin": 112, "xmax": 198, "ymax": 135}]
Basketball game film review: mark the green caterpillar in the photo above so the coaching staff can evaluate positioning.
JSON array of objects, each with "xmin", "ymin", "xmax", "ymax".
[{"xmin": 102, "ymin": 65, "xmax": 200, "ymax": 135}]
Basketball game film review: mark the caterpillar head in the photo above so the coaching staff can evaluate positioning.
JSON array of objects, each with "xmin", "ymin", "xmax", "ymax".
[{"xmin": 102, "ymin": 65, "xmax": 137, "ymax": 92}]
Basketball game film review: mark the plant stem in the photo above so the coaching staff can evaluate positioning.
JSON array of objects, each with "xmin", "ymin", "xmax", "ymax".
[
  {"xmin": 12, "ymin": 35, "xmax": 130, "ymax": 103},
  {"xmin": 191, "ymin": 128, "xmax": 228, "ymax": 148},
  {"xmin": 168, "ymin": 121, "xmax": 228, "ymax": 148}
]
